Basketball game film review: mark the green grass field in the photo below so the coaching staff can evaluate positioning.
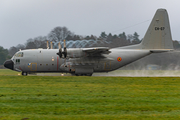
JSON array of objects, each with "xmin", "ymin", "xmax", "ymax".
[{"xmin": 1, "ymin": 69, "xmax": 180, "ymax": 119}]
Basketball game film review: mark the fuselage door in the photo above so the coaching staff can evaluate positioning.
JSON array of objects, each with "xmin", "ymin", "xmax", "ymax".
[
  {"xmin": 30, "ymin": 63, "xmax": 37, "ymax": 71},
  {"xmin": 104, "ymin": 62, "xmax": 111, "ymax": 71}
]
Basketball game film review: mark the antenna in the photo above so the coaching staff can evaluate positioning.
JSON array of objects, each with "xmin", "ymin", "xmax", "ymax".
[{"xmin": 63, "ymin": 40, "xmax": 67, "ymax": 58}]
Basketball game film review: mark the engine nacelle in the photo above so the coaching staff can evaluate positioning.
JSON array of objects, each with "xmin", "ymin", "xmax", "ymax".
[{"xmin": 67, "ymin": 49, "xmax": 86, "ymax": 58}]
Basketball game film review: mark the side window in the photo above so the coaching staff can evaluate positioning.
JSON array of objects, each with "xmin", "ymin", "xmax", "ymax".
[{"xmin": 16, "ymin": 59, "xmax": 20, "ymax": 64}]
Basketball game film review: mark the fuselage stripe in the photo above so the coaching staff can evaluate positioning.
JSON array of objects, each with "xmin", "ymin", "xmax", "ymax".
[{"xmin": 19, "ymin": 66, "xmax": 23, "ymax": 71}]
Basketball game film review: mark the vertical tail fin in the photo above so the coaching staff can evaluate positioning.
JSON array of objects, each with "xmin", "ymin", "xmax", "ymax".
[
  {"xmin": 141, "ymin": 8, "xmax": 173, "ymax": 49},
  {"xmin": 121, "ymin": 9, "xmax": 174, "ymax": 50}
]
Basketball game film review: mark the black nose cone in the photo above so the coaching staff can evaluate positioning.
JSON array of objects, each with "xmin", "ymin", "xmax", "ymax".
[{"xmin": 4, "ymin": 60, "xmax": 14, "ymax": 70}]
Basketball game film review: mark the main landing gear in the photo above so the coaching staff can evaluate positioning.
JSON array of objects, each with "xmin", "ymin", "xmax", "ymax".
[
  {"xmin": 75, "ymin": 74, "xmax": 92, "ymax": 76},
  {"xmin": 22, "ymin": 72, "xmax": 28, "ymax": 76}
]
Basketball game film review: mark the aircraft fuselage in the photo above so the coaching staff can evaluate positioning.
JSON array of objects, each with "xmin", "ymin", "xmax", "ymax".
[{"xmin": 8, "ymin": 48, "xmax": 151, "ymax": 76}]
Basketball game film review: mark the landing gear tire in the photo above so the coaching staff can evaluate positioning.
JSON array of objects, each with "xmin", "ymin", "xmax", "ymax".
[
  {"xmin": 75, "ymin": 74, "xmax": 92, "ymax": 76},
  {"xmin": 22, "ymin": 72, "xmax": 28, "ymax": 76}
]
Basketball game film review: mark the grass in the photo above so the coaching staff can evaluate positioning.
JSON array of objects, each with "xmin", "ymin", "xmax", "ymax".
[
  {"xmin": 0, "ymin": 69, "xmax": 21, "ymax": 76},
  {"xmin": 1, "ymin": 69, "xmax": 180, "ymax": 119}
]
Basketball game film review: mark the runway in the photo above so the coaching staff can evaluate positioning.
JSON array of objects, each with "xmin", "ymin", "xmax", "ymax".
[{"xmin": 34, "ymin": 70, "xmax": 180, "ymax": 77}]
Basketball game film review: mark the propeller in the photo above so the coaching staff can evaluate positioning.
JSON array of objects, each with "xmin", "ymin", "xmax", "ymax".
[
  {"xmin": 57, "ymin": 42, "xmax": 62, "ymax": 58},
  {"xmin": 50, "ymin": 41, "xmax": 53, "ymax": 49},
  {"xmin": 57, "ymin": 40, "xmax": 67, "ymax": 58},
  {"xmin": 63, "ymin": 39, "xmax": 67, "ymax": 58}
]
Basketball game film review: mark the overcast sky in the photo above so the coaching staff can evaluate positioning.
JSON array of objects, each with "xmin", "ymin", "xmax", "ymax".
[{"xmin": 1, "ymin": 0, "xmax": 180, "ymax": 49}]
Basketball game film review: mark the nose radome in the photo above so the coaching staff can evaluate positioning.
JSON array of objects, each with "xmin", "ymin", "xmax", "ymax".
[{"xmin": 4, "ymin": 60, "xmax": 14, "ymax": 70}]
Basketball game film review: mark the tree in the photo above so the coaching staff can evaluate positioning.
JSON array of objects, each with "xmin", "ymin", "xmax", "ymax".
[
  {"xmin": 127, "ymin": 34, "xmax": 133, "ymax": 42},
  {"xmin": 66, "ymin": 35, "xmax": 73, "ymax": 40},
  {"xmin": 48, "ymin": 26, "xmax": 73, "ymax": 42},
  {"xmin": 107, "ymin": 33, "xmax": 113, "ymax": 41},
  {"xmin": 0, "ymin": 46, "xmax": 9, "ymax": 65},
  {"xmin": 113, "ymin": 34, "xmax": 118, "ymax": 39},
  {"xmin": 85, "ymin": 36, "xmax": 90, "ymax": 40},
  {"xmin": 16, "ymin": 44, "xmax": 25, "ymax": 51},
  {"xmin": 119, "ymin": 32, "xmax": 127, "ymax": 40},
  {"xmin": 132, "ymin": 32, "xmax": 140, "ymax": 44},
  {"xmin": 72, "ymin": 35, "xmax": 81, "ymax": 40},
  {"xmin": 25, "ymin": 38, "xmax": 37, "ymax": 49},
  {"xmin": 33, "ymin": 36, "xmax": 48, "ymax": 48},
  {"xmin": 9, "ymin": 46, "xmax": 18, "ymax": 57},
  {"xmin": 38, "ymin": 41, "xmax": 47, "ymax": 49},
  {"xmin": 173, "ymin": 40, "xmax": 180, "ymax": 49},
  {"xmin": 100, "ymin": 32, "xmax": 107, "ymax": 39},
  {"xmin": 90, "ymin": 35, "xmax": 96, "ymax": 40}
]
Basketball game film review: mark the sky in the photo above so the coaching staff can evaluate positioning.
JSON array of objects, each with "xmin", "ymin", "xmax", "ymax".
[{"xmin": 1, "ymin": 0, "xmax": 180, "ymax": 49}]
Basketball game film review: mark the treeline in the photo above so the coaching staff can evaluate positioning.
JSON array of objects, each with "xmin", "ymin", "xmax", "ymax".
[
  {"xmin": 8, "ymin": 26, "xmax": 143, "ymax": 57},
  {"xmin": 1, "ymin": 26, "xmax": 180, "ymax": 68},
  {"xmin": 0, "ymin": 47, "xmax": 10, "ymax": 66},
  {"xmin": 0, "ymin": 26, "xmax": 142, "ymax": 65}
]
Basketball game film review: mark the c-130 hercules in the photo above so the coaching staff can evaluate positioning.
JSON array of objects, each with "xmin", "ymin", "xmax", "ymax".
[{"xmin": 4, "ymin": 9, "xmax": 174, "ymax": 76}]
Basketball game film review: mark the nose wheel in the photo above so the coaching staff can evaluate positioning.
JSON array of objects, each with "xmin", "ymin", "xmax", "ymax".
[{"xmin": 22, "ymin": 72, "xmax": 28, "ymax": 76}]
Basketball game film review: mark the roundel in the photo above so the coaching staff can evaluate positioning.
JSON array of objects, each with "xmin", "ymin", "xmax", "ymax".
[{"xmin": 117, "ymin": 57, "xmax": 122, "ymax": 62}]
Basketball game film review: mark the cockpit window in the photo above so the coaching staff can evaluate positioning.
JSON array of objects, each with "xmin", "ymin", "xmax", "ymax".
[{"xmin": 15, "ymin": 52, "xmax": 23, "ymax": 57}]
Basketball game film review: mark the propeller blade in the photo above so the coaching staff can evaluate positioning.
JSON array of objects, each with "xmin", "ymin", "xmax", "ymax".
[
  {"xmin": 47, "ymin": 41, "xmax": 49, "ymax": 49},
  {"xmin": 63, "ymin": 40, "xmax": 67, "ymax": 58},
  {"xmin": 64, "ymin": 39, "xmax": 66, "ymax": 48},
  {"xmin": 50, "ymin": 41, "xmax": 53, "ymax": 49},
  {"xmin": 58, "ymin": 42, "xmax": 61, "ymax": 49},
  {"xmin": 58, "ymin": 42, "xmax": 62, "ymax": 58}
]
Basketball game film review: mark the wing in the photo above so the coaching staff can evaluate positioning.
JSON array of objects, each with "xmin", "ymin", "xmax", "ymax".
[
  {"xmin": 64, "ymin": 47, "xmax": 111, "ymax": 58},
  {"xmin": 61, "ymin": 47, "xmax": 112, "ymax": 68}
]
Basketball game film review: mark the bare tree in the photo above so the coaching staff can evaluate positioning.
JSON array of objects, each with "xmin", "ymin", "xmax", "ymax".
[
  {"xmin": 25, "ymin": 38, "xmax": 36, "ymax": 49},
  {"xmin": 9, "ymin": 46, "xmax": 18, "ymax": 57},
  {"xmin": 0, "ymin": 46, "xmax": 9, "ymax": 65},
  {"xmin": 48, "ymin": 26, "xmax": 73, "ymax": 42},
  {"xmin": 16, "ymin": 44, "xmax": 25, "ymax": 50},
  {"xmin": 34, "ymin": 36, "xmax": 48, "ymax": 48}
]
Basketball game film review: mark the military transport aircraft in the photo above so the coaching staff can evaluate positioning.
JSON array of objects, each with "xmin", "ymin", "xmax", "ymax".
[{"xmin": 4, "ymin": 9, "xmax": 174, "ymax": 76}]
